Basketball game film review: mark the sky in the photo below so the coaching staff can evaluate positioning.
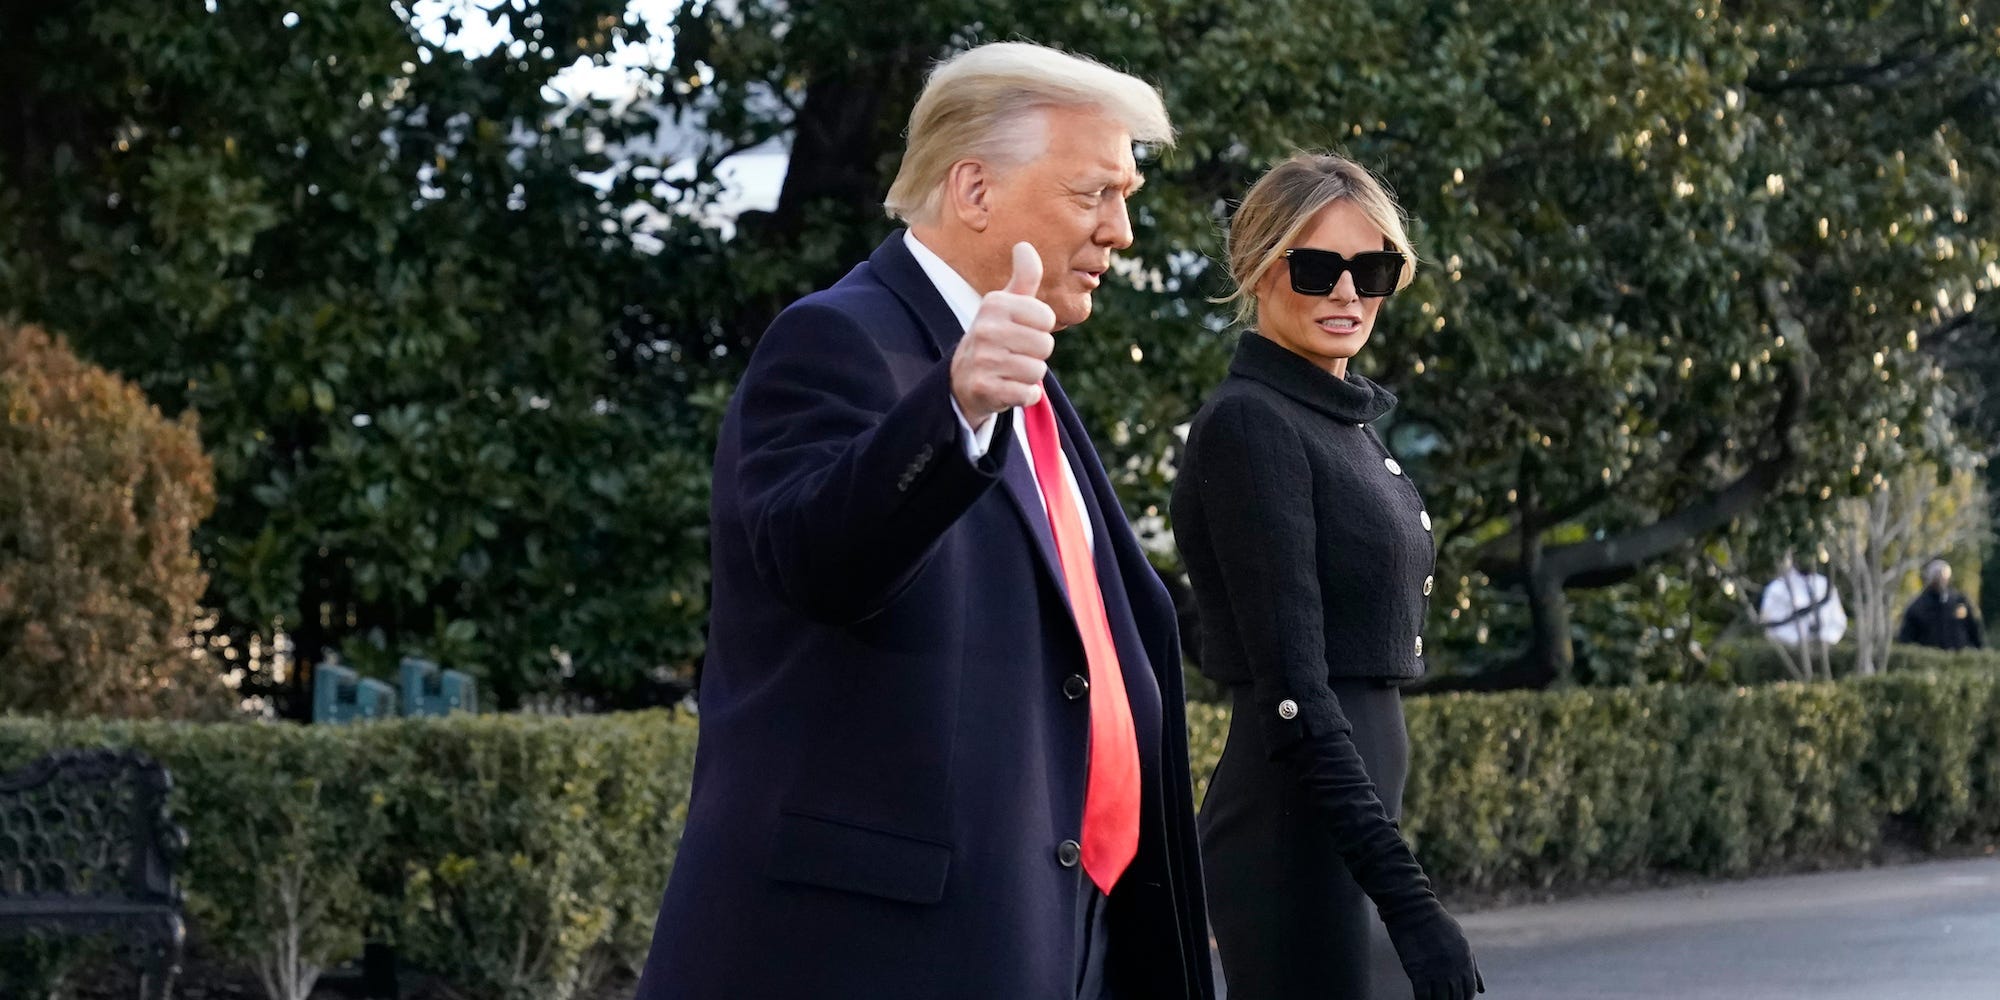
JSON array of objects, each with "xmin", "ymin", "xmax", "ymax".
[{"xmin": 405, "ymin": 0, "xmax": 789, "ymax": 230}]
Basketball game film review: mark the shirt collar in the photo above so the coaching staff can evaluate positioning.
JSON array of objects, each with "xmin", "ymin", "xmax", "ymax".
[{"xmin": 902, "ymin": 231, "xmax": 983, "ymax": 333}]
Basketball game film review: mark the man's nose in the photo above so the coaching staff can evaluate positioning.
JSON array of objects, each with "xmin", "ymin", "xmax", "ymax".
[{"xmin": 1098, "ymin": 197, "xmax": 1134, "ymax": 250}]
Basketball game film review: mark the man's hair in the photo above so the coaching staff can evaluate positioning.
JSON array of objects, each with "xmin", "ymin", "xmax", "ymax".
[
  {"xmin": 1924, "ymin": 558, "xmax": 1952, "ymax": 586},
  {"xmin": 883, "ymin": 42, "xmax": 1173, "ymax": 225}
]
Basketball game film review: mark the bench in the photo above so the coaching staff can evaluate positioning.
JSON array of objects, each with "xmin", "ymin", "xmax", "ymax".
[{"xmin": 0, "ymin": 748, "xmax": 187, "ymax": 998}]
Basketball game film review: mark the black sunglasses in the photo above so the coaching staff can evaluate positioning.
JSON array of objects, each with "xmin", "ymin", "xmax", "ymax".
[{"xmin": 1282, "ymin": 248, "xmax": 1407, "ymax": 298}]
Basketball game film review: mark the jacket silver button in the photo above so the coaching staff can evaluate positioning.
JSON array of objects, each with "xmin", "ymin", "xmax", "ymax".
[
  {"xmin": 1277, "ymin": 699, "xmax": 1299, "ymax": 720},
  {"xmin": 1419, "ymin": 510, "xmax": 1432, "ymax": 531},
  {"xmin": 1423, "ymin": 575, "xmax": 1434, "ymax": 596},
  {"xmin": 1384, "ymin": 457, "xmax": 1403, "ymax": 475},
  {"xmin": 1414, "ymin": 636, "xmax": 1425, "ymax": 656},
  {"xmin": 1057, "ymin": 840, "xmax": 1082, "ymax": 868},
  {"xmin": 1063, "ymin": 674, "xmax": 1089, "ymax": 700}
]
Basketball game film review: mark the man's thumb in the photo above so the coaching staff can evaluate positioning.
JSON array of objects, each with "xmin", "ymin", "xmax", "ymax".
[{"xmin": 1004, "ymin": 242, "xmax": 1042, "ymax": 296}]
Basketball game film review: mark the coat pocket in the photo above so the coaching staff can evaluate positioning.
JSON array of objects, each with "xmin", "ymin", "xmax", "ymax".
[{"xmin": 766, "ymin": 810, "xmax": 952, "ymax": 904}]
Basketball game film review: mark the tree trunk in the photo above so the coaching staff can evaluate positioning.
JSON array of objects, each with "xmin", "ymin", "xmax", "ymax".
[
  {"xmin": 1522, "ymin": 561, "xmax": 1574, "ymax": 688},
  {"xmin": 1469, "ymin": 360, "xmax": 1809, "ymax": 689},
  {"xmin": 730, "ymin": 54, "xmax": 931, "ymax": 352}
]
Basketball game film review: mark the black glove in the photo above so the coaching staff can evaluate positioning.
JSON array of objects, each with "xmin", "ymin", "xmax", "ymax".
[
  {"xmin": 1275, "ymin": 726, "xmax": 1485, "ymax": 998},
  {"xmin": 1382, "ymin": 899, "xmax": 1483, "ymax": 1000}
]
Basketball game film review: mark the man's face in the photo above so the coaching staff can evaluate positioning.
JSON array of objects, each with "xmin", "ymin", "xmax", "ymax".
[{"xmin": 979, "ymin": 106, "xmax": 1141, "ymax": 330}]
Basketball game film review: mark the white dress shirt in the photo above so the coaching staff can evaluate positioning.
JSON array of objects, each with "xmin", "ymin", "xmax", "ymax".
[
  {"xmin": 1759, "ymin": 570, "xmax": 1848, "ymax": 646},
  {"xmin": 903, "ymin": 231, "xmax": 1094, "ymax": 551}
]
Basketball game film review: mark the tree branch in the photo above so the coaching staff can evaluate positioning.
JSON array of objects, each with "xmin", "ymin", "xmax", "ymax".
[
  {"xmin": 1477, "ymin": 355, "xmax": 1808, "ymax": 588},
  {"xmin": 1746, "ymin": 34, "xmax": 1977, "ymax": 95}
]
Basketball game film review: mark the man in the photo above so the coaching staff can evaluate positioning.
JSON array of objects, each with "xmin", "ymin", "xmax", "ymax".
[
  {"xmin": 634, "ymin": 42, "xmax": 1214, "ymax": 1000},
  {"xmin": 1759, "ymin": 552, "xmax": 1847, "ymax": 649},
  {"xmin": 1896, "ymin": 558, "xmax": 1986, "ymax": 651}
]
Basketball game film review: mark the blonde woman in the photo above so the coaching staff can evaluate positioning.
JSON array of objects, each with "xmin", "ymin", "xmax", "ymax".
[{"xmin": 1171, "ymin": 152, "xmax": 1482, "ymax": 1000}]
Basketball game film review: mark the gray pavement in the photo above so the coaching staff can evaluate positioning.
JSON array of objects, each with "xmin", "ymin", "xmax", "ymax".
[
  {"xmin": 1447, "ymin": 857, "xmax": 2000, "ymax": 1000},
  {"xmin": 1216, "ymin": 858, "xmax": 2000, "ymax": 998}
]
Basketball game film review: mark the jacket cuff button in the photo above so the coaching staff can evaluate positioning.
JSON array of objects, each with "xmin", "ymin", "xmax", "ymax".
[{"xmin": 1276, "ymin": 699, "xmax": 1299, "ymax": 720}]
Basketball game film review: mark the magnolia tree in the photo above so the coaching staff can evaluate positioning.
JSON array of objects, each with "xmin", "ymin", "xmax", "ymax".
[
  {"xmin": 655, "ymin": 0, "xmax": 2000, "ymax": 686},
  {"xmin": 4, "ymin": 0, "xmax": 1994, "ymax": 696}
]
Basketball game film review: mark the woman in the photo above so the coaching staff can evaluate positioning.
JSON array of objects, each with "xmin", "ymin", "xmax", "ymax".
[{"xmin": 1172, "ymin": 152, "xmax": 1483, "ymax": 1000}]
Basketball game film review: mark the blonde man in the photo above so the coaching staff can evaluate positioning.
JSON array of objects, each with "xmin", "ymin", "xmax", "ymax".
[{"xmin": 634, "ymin": 42, "xmax": 1215, "ymax": 1000}]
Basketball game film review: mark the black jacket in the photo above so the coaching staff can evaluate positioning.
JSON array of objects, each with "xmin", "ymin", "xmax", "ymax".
[
  {"xmin": 1171, "ymin": 333, "xmax": 1482, "ymax": 996},
  {"xmin": 1172, "ymin": 331, "xmax": 1436, "ymax": 748},
  {"xmin": 1896, "ymin": 589, "xmax": 1986, "ymax": 651},
  {"xmin": 636, "ymin": 233, "xmax": 1214, "ymax": 999}
]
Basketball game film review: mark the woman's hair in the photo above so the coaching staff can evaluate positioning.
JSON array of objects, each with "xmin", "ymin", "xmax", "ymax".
[
  {"xmin": 1218, "ymin": 151, "xmax": 1418, "ymax": 325},
  {"xmin": 884, "ymin": 42, "xmax": 1174, "ymax": 225}
]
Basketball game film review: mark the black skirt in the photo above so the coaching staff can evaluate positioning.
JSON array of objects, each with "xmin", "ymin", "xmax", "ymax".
[{"xmin": 1201, "ymin": 681, "xmax": 1410, "ymax": 1000}]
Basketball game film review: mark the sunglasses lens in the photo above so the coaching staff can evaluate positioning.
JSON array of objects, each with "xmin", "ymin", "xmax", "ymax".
[
  {"xmin": 1287, "ymin": 252, "xmax": 1340, "ymax": 295},
  {"xmin": 1351, "ymin": 253, "xmax": 1404, "ymax": 297}
]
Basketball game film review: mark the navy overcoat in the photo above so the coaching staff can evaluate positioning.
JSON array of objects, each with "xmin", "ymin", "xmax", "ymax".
[{"xmin": 633, "ymin": 232, "xmax": 1214, "ymax": 999}]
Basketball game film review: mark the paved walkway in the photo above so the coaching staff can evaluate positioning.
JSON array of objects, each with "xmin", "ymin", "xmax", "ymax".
[
  {"xmin": 1213, "ymin": 857, "xmax": 2000, "ymax": 998},
  {"xmin": 1452, "ymin": 857, "xmax": 2000, "ymax": 999}
]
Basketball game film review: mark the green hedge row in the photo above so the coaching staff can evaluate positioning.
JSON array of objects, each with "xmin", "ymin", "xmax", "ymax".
[
  {"xmin": 6, "ymin": 669, "xmax": 2000, "ymax": 995},
  {"xmin": 1382, "ymin": 670, "xmax": 1996, "ymax": 892},
  {"xmin": 0, "ymin": 713, "xmax": 697, "ymax": 1000},
  {"xmin": 1707, "ymin": 640, "xmax": 2000, "ymax": 686}
]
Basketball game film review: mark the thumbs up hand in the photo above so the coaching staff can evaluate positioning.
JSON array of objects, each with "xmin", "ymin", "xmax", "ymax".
[{"xmin": 952, "ymin": 242, "xmax": 1058, "ymax": 429}]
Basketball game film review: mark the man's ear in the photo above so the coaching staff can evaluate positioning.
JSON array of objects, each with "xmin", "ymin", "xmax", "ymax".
[{"xmin": 945, "ymin": 159, "xmax": 992, "ymax": 233}]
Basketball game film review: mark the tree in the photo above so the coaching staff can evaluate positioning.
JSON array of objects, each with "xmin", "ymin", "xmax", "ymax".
[
  {"xmin": 0, "ymin": 1, "xmax": 717, "ymax": 709},
  {"xmin": 7, "ymin": 0, "xmax": 1994, "ymax": 699},
  {"xmin": 0, "ymin": 323, "xmax": 221, "ymax": 717},
  {"xmin": 649, "ymin": 0, "xmax": 2000, "ymax": 688}
]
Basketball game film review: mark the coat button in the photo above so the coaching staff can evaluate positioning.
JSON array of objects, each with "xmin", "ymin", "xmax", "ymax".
[
  {"xmin": 1423, "ymin": 575, "xmax": 1434, "ymax": 596},
  {"xmin": 1384, "ymin": 457, "xmax": 1403, "ymax": 476},
  {"xmin": 1277, "ymin": 699, "xmax": 1299, "ymax": 720},
  {"xmin": 1063, "ymin": 674, "xmax": 1090, "ymax": 700},
  {"xmin": 1420, "ymin": 510, "xmax": 1432, "ymax": 531},
  {"xmin": 1414, "ymin": 636, "xmax": 1425, "ymax": 657},
  {"xmin": 1057, "ymin": 840, "xmax": 1082, "ymax": 868}
]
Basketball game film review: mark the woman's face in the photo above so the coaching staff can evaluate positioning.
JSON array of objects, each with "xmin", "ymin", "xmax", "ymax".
[{"xmin": 1254, "ymin": 199, "xmax": 1390, "ymax": 375}]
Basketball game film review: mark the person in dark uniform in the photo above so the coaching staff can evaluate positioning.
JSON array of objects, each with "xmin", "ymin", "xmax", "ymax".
[
  {"xmin": 1896, "ymin": 558, "xmax": 1986, "ymax": 650},
  {"xmin": 1171, "ymin": 152, "xmax": 1483, "ymax": 1000}
]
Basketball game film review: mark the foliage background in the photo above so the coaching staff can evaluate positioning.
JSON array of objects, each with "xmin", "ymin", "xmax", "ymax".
[{"xmin": 1, "ymin": 1, "xmax": 1995, "ymax": 704}]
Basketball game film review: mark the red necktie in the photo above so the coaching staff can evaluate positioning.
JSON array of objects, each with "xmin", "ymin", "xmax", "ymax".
[{"xmin": 1021, "ymin": 394, "xmax": 1140, "ymax": 894}]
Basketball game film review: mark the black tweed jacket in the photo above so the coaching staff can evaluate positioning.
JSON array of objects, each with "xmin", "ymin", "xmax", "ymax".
[{"xmin": 1171, "ymin": 331, "xmax": 1437, "ymax": 748}]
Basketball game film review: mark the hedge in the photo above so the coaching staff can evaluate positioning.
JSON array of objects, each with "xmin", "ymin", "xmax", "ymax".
[
  {"xmin": 1708, "ymin": 640, "xmax": 2000, "ymax": 686},
  {"xmin": 4, "ymin": 669, "xmax": 1999, "ymax": 995},
  {"xmin": 0, "ymin": 712, "xmax": 697, "ymax": 1000}
]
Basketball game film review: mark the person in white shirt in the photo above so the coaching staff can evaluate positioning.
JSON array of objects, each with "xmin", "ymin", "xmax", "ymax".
[{"xmin": 1759, "ymin": 552, "xmax": 1848, "ymax": 647}]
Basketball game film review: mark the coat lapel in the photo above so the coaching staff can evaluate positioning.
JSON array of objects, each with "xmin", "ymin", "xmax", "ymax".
[
  {"xmin": 1044, "ymin": 376, "xmax": 1178, "ymax": 667},
  {"xmin": 997, "ymin": 421, "xmax": 1069, "ymax": 601},
  {"xmin": 871, "ymin": 229, "xmax": 970, "ymax": 361},
  {"xmin": 870, "ymin": 230, "xmax": 1068, "ymax": 599}
]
